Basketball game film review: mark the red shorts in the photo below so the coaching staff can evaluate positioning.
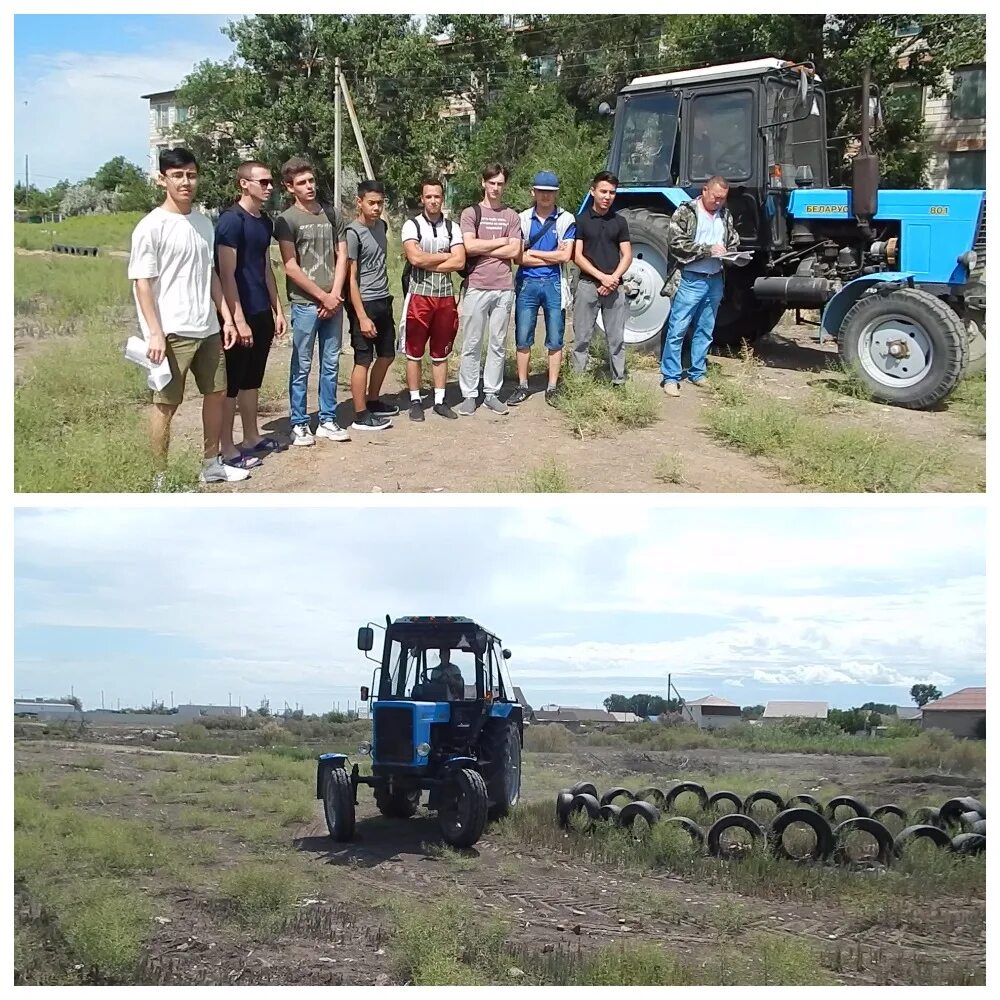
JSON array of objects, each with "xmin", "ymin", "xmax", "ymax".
[{"xmin": 404, "ymin": 294, "xmax": 459, "ymax": 361}]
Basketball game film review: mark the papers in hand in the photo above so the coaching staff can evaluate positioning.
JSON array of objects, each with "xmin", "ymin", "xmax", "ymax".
[
  {"xmin": 124, "ymin": 335, "xmax": 172, "ymax": 391},
  {"xmin": 720, "ymin": 251, "xmax": 753, "ymax": 267}
]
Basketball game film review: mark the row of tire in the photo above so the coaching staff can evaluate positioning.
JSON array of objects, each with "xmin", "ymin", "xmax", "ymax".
[
  {"xmin": 51, "ymin": 244, "xmax": 99, "ymax": 256},
  {"xmin": 554, "ymin": 782, "xmax": 986, "ymax": 864}
]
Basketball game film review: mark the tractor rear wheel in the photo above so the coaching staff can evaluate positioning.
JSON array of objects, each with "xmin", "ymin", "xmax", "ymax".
[
  {"xmin": 322, "ymin": 768, "xmax": 356, "ymax": 842},
  {"xmin": 839, "ymin": 287, "xmax": 966, "ymax": 409},
  {"xmin": 612, "ymin": 208, "xmax": 674, "ymax": 348},
  {"xmin": 484, "ymin": 722, "xmax": 521, "ymax": 821},
  {"xmin": 439, "ymin": 768, "xmax": 489, "ymax": 848},
  {"xmin": 375, "ymin": 786, "xmax": 421, "ymax": 819}
]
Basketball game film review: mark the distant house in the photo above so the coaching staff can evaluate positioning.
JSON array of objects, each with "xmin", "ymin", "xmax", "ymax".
[
  {"xmin": 13, "ymin": 700, "xmax": 82, "ymax": 721},
  {"xmin": 687, "ymin": 695, "xmax": 742, "ymax": 731},
  {"xmin": 920, "ymin": 687, "xmax": 985, "ymax": 738},
  {"xmin": 533, "ymin": 707, "xmax": 617, "ymax": 731},
  {"xmin": 140, "ymin": 89, "xmax": 191, "ymax": 176},
  {"xmin": 609, "ymin": 711, "xmax": 643, "ymax": 724},
  {"xmin": 894, "ymin": 706, "xmax": 923, "ymax": 722},
  {"xmin": 762, "ymin": 701, "xmax": 829, "ymax": 724}
]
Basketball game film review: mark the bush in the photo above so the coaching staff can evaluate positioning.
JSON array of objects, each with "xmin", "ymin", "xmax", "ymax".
[{"xmin": 524, "ymin": 724, "xmax": 575, "ymax": 752}]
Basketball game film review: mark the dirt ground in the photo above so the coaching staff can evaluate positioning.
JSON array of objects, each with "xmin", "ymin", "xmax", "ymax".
[
  {"xmin": 15, "ymin": 740, "xmax": 986, "ymax": 985},
  {"xmin": 173, "ymin": 316, "xmax": 984, "ymax": 493}
]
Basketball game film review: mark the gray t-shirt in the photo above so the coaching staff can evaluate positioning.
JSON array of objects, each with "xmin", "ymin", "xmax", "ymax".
[
  {"xmin": 346, "ymin": 219, "xmax": 390, "ymax": 301},
  {"xmin": 274, "ymin": 203, "xmax": 345, "ymax": 305}
]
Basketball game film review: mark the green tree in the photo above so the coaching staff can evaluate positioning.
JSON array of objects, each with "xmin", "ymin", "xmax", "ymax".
[
  {"xmin": 829, "ymin": 707, "xmax": 867, "ymax": 733},
  {"xmin": 741, "ymin": 705, "xmax": 765, "ymax": 720},
  {"xmin": 61, "ymin": 694, "xmax": 83, "ymax": 710},
  {"xmin": 910, "ymin": 683, "xmax": 942, "ymax": 708},
  {"xmin": 603, "ymin": 694, "xmax": 629, "ymax": 712},
  {"xmin": 91, "ymin": 155, "xmax": 148, "ymax": 193}
]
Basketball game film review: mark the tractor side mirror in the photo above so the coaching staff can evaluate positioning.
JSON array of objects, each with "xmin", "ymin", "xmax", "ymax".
[
  {"xmin": 597, "ymin": 101, "xmax": 614, "ymax": 117},
  {"xmin": 357, "ymin": 627, "xmax": 374, "ymax": 652},
  {"xmin": 502, "ymin": 648, "xmax": 512, "ymax": 660},
  {"xmin": 360, "ymin": 685, "xmax": 369, "ymax": 702}
]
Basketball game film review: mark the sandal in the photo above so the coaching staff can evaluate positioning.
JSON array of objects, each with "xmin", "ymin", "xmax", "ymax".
[
  {"xmin": 222, "ymin": 452, "xmax": 263, "ymax": 470},
  {"xmin": 244, "ymin": 437, "xmax": 282, "ymax": 455}
]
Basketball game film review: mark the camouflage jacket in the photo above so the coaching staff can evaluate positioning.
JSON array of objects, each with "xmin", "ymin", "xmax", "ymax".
[{"xmin": 665, "ymin": 199, "xmax": 740, "ymax": 298}]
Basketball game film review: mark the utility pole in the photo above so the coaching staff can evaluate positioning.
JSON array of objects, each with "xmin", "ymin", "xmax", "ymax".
[
  {"xmin": 25, "ymin": 154, "xmax": 29, "ymax": 190},
  {"xmin": 101, "ymin": 690, "xmax": 104, "ymax": 709},
  {"xmin": 334, "ymin": 55, "xmax": 342, "ymax": 211},
  {"xmin": 339, "ymin": 71, "xmax": 373, "ymax": 180}
]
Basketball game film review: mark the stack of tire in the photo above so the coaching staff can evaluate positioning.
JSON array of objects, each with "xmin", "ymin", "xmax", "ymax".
[
  {"xmin": 51, "ymin": 244, "xmax": 99, "ymax": 257},
  {"xmin": 554, "ymin": 781, "xmax": 986, "ymax": 866}
]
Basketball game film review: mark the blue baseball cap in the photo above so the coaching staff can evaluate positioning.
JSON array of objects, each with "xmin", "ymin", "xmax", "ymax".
[{"xmin": 532, "ymin": 171, "xmax": 560, "ymax": 190}]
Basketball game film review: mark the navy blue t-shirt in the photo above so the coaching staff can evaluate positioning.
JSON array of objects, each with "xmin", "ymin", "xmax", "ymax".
[{"xmin": 214, "ymin": 204, "xmax": 275, "ymax": 317}]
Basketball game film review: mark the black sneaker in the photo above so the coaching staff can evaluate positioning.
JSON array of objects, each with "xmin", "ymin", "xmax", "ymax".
[
  {"xmin": 433, "ymin": 402, "xmax": 458, "ymax": 420},
  {"xmin": 545, "ymin": 385, "xmax": 561, "ymax": 406},
  {"xmin": 367, "ymin": 398, "xmax": 400, "ymax": 417},
  {"xmin": 506, "ymin": 385, "xmax": 530, "ymax": 406},
  {"xmin": 351, "ymin": 410, "xmax": 392, "ymax": 432},
  {"xmin": 409, "ymin": 400, "xmax": 425, "ymax": 422}
]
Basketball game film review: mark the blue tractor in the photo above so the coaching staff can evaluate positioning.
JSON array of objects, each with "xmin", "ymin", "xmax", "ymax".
[
  {"xmin": 316, "ymin": 616, "xmax": 522, "ymax": 849},
  {"xmin": 598, "ymin": 58, "xmax": 986, "ymax": 409}
]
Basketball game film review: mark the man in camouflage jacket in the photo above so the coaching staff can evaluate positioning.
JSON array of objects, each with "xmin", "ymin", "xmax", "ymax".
[{"xmin": 660, "ymin": 176, "xmax": 738, "ymax": 394}]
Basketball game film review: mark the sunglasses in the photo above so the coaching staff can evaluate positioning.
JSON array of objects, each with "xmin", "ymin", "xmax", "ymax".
[{"xmin": 252, "ymin": 178, "xmax": 275, "ymax": 188}]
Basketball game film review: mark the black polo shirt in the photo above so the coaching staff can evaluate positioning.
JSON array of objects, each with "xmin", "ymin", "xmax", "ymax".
[{"xmin": 574, "ymin": 205, "xmax": 630, "ymax": 282}]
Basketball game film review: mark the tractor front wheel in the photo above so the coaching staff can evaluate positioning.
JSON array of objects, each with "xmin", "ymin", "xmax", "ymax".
[
  {"xmin": 439, "ymin": 767, "xmax": 489, "ymax": 849},
  {"xmin": 322, "ymin": 768, "xmax": 356, "ymax": 842},
  {"xmin": 839, "ymin": 287, "xmax": 966, "ymax": 409}
]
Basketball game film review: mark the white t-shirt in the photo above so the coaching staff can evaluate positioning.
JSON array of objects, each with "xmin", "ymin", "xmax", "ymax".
[
  {"xmin": 400, "ymin": 214, "xmax": 463, "ymax": 298},
  {"xmin": 128, "ymin": 206, "xmax": 220, "ymax": 339}
]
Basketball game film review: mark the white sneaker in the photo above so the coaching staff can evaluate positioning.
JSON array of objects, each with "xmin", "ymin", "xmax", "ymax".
[
  {"xmin": 316, "ymin": 421, "xmax": 350, "ymax": 442},
  {"xmin": 291, "ymin": 425, "xmax": 316, "ymax": 447},
  {"xmin": 199, "ymin": 457, "xmax": 250, "ymax": 483}
]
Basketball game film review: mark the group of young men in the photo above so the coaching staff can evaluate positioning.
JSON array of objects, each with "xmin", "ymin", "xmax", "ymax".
[{"xmin": 129, "ymin": 147, "xmax": 735, "ymax": 485}]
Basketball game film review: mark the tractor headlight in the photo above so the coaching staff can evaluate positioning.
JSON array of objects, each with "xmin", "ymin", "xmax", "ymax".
[
  {"xmin": 357, "ymin": 742, "xmax": 371, "ymax": 756},
  {"xmin": 959, "ymin": 250, "xmax": 978, "ymax": 272},
  {"xmin": 415, "ymin": 742, "xmax": 431, "ymax": 758}
]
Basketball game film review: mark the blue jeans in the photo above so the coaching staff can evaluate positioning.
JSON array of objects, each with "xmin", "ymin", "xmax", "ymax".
[
  {"xmin": 514, "ymin": 278, "xmax": 565, "ymax": 351},
  {"xmin": 660, "ymin": 272, "xmax": 724, "ymax": 384},
  {"xmin": 289, "ymin": 303, "xmax": 342, "ymax": 427}
]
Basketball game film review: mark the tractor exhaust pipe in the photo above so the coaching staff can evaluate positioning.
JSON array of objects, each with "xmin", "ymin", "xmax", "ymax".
[
  {"xmin": 753, "ymin": 276, "xmax": 834, "ymax": 306},
  {"xmin": 852, "ymin": 63, "xmax": 879, "ymax": 225}
]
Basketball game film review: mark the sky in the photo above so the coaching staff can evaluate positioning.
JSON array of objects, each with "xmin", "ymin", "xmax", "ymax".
[
  {"xmin": 13, "ymin": 15, "xmax": 236, "ymax": 186},
  {"xmin": 13, "ymin": 505, "xmax": 986, "ymax": 715}
]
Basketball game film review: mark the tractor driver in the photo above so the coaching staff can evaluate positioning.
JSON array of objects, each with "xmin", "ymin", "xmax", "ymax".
[{"xmin": 430, "ymin": 649, "xmax": 465, "ymax": 701}]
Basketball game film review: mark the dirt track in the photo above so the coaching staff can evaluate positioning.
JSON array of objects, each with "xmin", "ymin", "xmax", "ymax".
[{"xmin": 14, "ymin": 740, "xmax": 986, "ymax": 985}]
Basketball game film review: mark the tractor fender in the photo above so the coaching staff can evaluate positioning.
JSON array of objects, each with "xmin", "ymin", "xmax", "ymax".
[
  {"xmin": 316, "ymin": 753, "xmax": 348, "ymax": 799},
  {"xmin": 441, "ymin": 755, "xmax": 479, "ymax": 770},
  {"xmin": 821, "ymin": 272, "xmax": 919, "ymax": 342}
]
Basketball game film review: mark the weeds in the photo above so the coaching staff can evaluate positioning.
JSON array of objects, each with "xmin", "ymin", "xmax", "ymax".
[
  {"xmin": 653, "ymin": 452, "xmax": 685, "ymax": 486},
  {"xmin": 550, "ymin": 367, "xmax": 660, "ymax": 439},
  {"xmin": 219, "ymin": 863, "xmax": 303, "ymax": 929}
]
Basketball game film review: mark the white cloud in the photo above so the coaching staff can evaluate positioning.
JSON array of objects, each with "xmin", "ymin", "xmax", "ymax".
[{"xmin": 14, "ymin": 29, "xmax": 233, "ymax": 183}]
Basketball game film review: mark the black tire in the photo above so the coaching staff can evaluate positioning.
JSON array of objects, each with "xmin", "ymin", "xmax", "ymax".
[
  {"xmin": 598, "ymin": 804, "xmax": 622, "ymax": 824},
  {"xmin": 786, "ymin": 794, "xmax": 823, "ymax": 813},
  {"xmin": 483, "ymin": 722, "xmax": 521, "ymax": 821},
  {"xmin": 960, "ymin": 810, "xmax": 984, "ymax": 831},
  {"xmin": 912, "ymin": 806, "xmax": 944, "ymax": 829},
  {"xmin": 664, "ymin": 781, "xmax": 710, "ymax": 815},
  {"xmin": 566, "ymin": 793, "xmax": 602, "ymax": 831},
  {"xmin": 708, "ymin": 790, "xmax": 743, "ymax": 814},
  {"xmin": 871, "ymin": 804, "xmax": 908, "ymax": 825},
  {"xmin": 940, "ymin": 797, "xmax": 986, "ymax": 828},
  {"xmin": 743, "ymin": 789, "xmax": 785, "ymax": 818},
  {"xmin": 831, "ymin": 817, "xmax": 894, "ymax": 867},
  {"xmin": 970, "ymin": 819, "xmax": 986, "ymax": 836},
  {"xmin": 662, "ymin": 816, "xmax": 706, "ymax": 849},
  {"xmin": 951, "ymin": 832, "xmax": 986, "ymax": 856},
  {"xmin": 893, "ymin": 823, "xmax": 954, "ymax": 857},
  {"xmin": 769, "ymin": 807, "xmax": 835, "ymax": 862},
  {"xmin": 600, "ymin": 786, "xmax": 635, "ymax": 807},
  {"xmin": 838, "ymin": 286, "xmax": 966, "ymax": 409},
  {"xmin": 634, "ymin": 787, "xmax": 666, "ymax": 808},
  {"xmin": 613, "ymin": 207, "xmax": 675, "ymax": 348},
  {"xmin": 322, "ymin": 768, "xmax": 356, "ymax": 842},
  {"xmin": 439, "ymin": 768, "xmax": 489, "ymax": 849},
  {"xmin": 619, "ymin": 800, "xmax": 661, "ymax": 830},
  {"xmin": 569, "ymin": 781, "xmax": 599, "ymax": 798},
  {"xmin": 555, "ymin": 790, "xmax": 575, "ymax": 827},
  {"xmin": 706, "ymin": 813, "xmax": 765, "ymax": 858},
  {"xmin": 374, "ymin": 785, "xmax": 421, "ymax": 819},
  {"xmin": 825, "ymin": 795, "xmax": 871, "ymax": 822}
]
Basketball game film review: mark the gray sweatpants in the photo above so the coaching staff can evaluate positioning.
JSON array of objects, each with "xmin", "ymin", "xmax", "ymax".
[
  {"xmin": 572, "ymin": 281, "xmax": 627, "ymax": 384},
  {"xmin": 458, "ymin": 288, "xmax": 514, "ymax": 398}
]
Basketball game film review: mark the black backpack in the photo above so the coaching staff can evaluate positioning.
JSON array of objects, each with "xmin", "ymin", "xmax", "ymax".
[
  {"xmin": 400, "ymin": 213, "xmax": 455, "ymax": 297},
  {"xmin": 458, "ymin": 203, "xmax": 482, "ymax": 292}
]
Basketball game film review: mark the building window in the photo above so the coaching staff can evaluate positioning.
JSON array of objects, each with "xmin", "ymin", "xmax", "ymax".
[
  {"xmin": 895, "ymin": 21, "xmax": 920, "ymax": 38},
  {"xmin": 891, "ymin": 82, "xmax": 923, "ymax": 120},
  {"xmin": 951, "ymin": 65, "xmax": 985, "ymax": 120},
  {"xmin": 153, "ymin": 103, "xmax": 170, "ymax": 129},
  {"xmin": 947, "ymin": 150, "xmax": 986, "ymax": 189},
  {"xmin": 527, "ymin": 54, "xmax": 558, "ymax": 81},
  {"xmin": 175, "ymin": 105, "xmax": 188, "ymax": 123}
]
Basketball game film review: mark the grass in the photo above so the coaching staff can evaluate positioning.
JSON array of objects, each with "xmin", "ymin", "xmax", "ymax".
[
  {"xmin": 496, "ymin": 459, "xmax": 573, "ymax": 492},
  {"xmin": 948, "ymin": 369, "xmax": 987, "ymax": 437},
  {"xmin": 550, "ymin": 366, "xmax": 661, "ymax": 439},
  {"xmin": 653, "ymin": 452, "xmax": 686, "ymax": 486},
  {"xmin": 218, "ymin": 862, "xmax": 303, "ymax": 929},
  {"xmin": 15, "ymin": 212, "xmax": 146, "ymax": 251}
]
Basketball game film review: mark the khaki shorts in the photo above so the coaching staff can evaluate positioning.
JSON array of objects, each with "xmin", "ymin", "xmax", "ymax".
[{"xmin": 153, "ymin": 333, "xmax": 226, "ymax": 406}]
